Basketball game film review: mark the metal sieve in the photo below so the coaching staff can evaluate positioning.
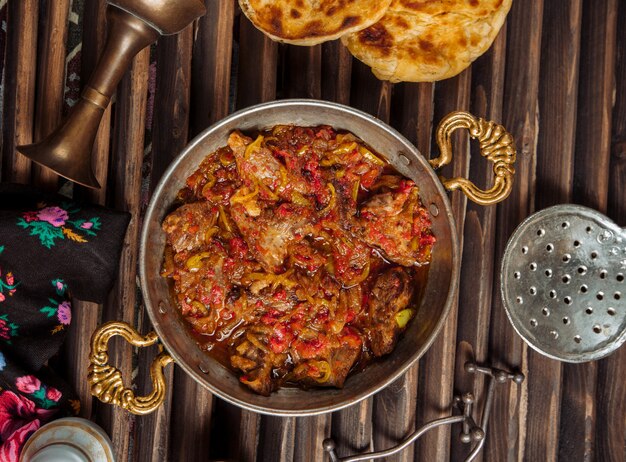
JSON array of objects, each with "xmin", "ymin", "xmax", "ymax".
[{"xmin": 501, "ymin": 204, "xmax": 626, "ymax": 362}]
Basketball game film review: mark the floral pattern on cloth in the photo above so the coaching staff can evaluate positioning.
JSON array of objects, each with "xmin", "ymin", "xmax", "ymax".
[
  {"xmin": 15, "ymin": 376, "xmax": 62, "ymax": 411},
  {"xmin": 0, "ymin": 350, "xmax": 80, "ymax": 462},
  {"xmin": 39, "ymin": 280, "xmax": 72, "ymax": 335},
  {"xmin": 17, "ymin": 202, "xmax": 101, "ymax": 249},
  {"xmin": 0, "ymin": 248, "xmax": 18, "ymax": 304},
  {"xmin": 0, "ymin": 369, "xmax": 63, "ymax": 462},
  {"xmin": 0, "ymin": 182, "xmax": 131, "ymax": 461},
  {"xmin": 0, "ymin": 390, "xmax": 57, "ymax": 462},
  {"xmin": 0, "ymin": 317, "xmax": 17, "ymax": 346}
]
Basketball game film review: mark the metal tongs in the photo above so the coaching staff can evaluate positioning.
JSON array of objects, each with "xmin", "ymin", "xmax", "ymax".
[{"xmin": 323, "ymin": 361, "xmax": 525, "ymax": 462}]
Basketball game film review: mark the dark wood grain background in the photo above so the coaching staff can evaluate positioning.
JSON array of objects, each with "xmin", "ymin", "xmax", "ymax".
[{"xmin": 1, "ymin": 0, "xmax": 625, "ymax": 460}]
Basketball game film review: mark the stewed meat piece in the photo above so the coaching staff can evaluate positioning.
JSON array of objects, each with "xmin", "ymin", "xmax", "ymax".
[
  {"xmin": 228, "ymin": 131, "xmax": 315, "ymax": 201},
  {"xmin": 230, "ymin": 336, "xmax": 275, "ymax": 396},
  {"xmin": 229, "ymin": 131, "xmax": 285, "ymax": 195},
  {"xmin": 289, "ymin": 327, "xmax": 363, "ymax": 388},
  {"xmin": 162, "ymin": 201, "xmax": 217, "ymax": 253},
  {"xmin": 357, "ymin": 267, "xmax": 414, "ymax": 356},
  {"xmin": 356, "ymin": 180, "xmax": 435, "ymax": 267},
  {"xmin": 323, "ymin": 227, "xmax": 371, "ymax": 287},
  {"xmin": 230, "ymin": 201, "xmax": 314, "ymax": 274}
]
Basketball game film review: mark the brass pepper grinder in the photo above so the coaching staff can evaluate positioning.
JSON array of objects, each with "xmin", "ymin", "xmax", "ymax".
[{"xmin": 17, "ymin": 0, "xmax": 206, "ymax": 189}]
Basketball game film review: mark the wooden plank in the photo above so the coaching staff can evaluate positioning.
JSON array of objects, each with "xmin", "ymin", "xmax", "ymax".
[
  {"xmin": 91, "ymin": 43, "xmax": 154, "ymax": 462},
  {"xmin": 190, "ymin": 0, "xmax": 235, "ymax": 136},
  {"xmin": 321, "ymin": 41, "xmax": 352, "ymax": 105},
  {"xmin": 77, "ymin": 0, "xmax": 110, "ymax": 205},
  {"xmin": 535, "ymin": 0, "xmax": 582, "ymax": 210},
  {"xmin": 1, "ymin": 0, "xmax": 37, "ymax": 183},
  {"xmin": 92, "ymin": 290, "xmax": 136, "ymax": 460},
  {"xmin": 371, "ymin": 372, "xmax": 418, "ymax": 462},
  {"xmin": 451, "ymin": 24, "xmax": 507, "ymax": 462},
  {"xmin": 149, "ymin": 28, "xmax": 194, "ymax": 186},
  {"xmin": 279, "ymin": 42, "xmax": 329, "ymax": 462},
  {"xmin": 331, "ymin": 400, "xmax": 373, "ymax": 458},
  {"xmin": 181, "ymin": 4, "xmax": 238, "ymax": 452},
  {"xmin": 207, "ymin": 400, "xmax": 243, "ymax": 460},
  {"xmin": 236, "ymin": 15, "xmax": 277, "ymax": 109},
  {"xmin": 534, "ymin": 0, "xmax": 591, "ymax": 460},
  {"xmin": 31, "ymin": 0, "xmax": 70, "ymax": 189},
  {"xmin": 563, "ymin": 1, "xmax": 619, "ymax": 461},
  {"xmin": 238, "ymin": 408, "xmax": 261, "ymax": 461},
  {"xmin": 258, "ymin": 416, "xmax": 296, "ymax": 462},
  {"xmin": 61, "ymin": 0, "xmax": 109, "ymax": 424},
  {"xmin": 486, "ymin": 1, "xmax": 544, "ymax": 460},
  {"xmin": 62, "ymin": 300, "xmax": 100, "ymax": 420},
  {"xmin": 598, "ymin": 3, "xmax": 626, "ymax": 460},
  {"xmin": 572, "ymin": 0, "xmax": 617, "ymax": 211},
  {"xmin": 569, "ymin": 0, "xmax": 618, "ymax": 379},
  {"xmin": 167, "ymin": 369, "xmax": 212, "ymax": 461},
  {"xmin": 145, "ymin": 25, "xmax": 209, "ymax": 462},
  {"xmin": 415, "ymin": 68, "xmax": 471, "ymax": 462},
  {"xmin": 365, "ymin": 80, "xmax": 434, "ymax": 462},
  {"xmin": 167, "ymin": 5, "xmax": 238, "ymax": 457},
  {"xmin": 559, "ymin": 364, "xmax": 597, "ymax": 460},
  {"xmin": 212, "ymin": 14, "xmax": 280, "ymax": 461},
  {"xmin": 283, "ymin": 45, "xmax": 322, "ymax": 99},
  {"xmin": 595, "ymin": 350, "xmax": 626, "ymax": 462},
  {"xmin": 106, "ymin": 46, "xmax": 168, "ymax": 462},
  {"xmin": 413, "ymin": 84, "xmax": 436, "ymax": 158},
  {"xmin": 80, "ymin": 0, "xmax": 108, "ymax": 79},
  {"xmin": 522, "ymin": 2, "xmax": 583, "ymax": 461},
  {"xmin": 91, "ymin": 337, "xmax": 136, "ymax": 462},
  {"xmin": 390, "ymin": 82, "xmax": 435, "ymax": 153},
  {"xmin": 294, "ymin": 415, "xmax": 330, "ymax": 462},
  {"xmin": 0, "ymin": 5, "xmax": 5, "ymax": 86},
  {"xmin": 349, "ymin": 59, "xmax": 392, "ymax": 120}
]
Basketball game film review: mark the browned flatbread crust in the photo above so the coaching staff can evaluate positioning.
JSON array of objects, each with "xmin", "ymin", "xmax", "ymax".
[
  {"xmin": 238, "ymin": 0, "xmax": 393, "ymax": 46},
  {"xmin": 342, "ymin": 0, "xmax": 512, "ymax": 82}
]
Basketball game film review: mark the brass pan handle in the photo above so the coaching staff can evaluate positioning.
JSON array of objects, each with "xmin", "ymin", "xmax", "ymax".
[
  {"xmin": 88, "ymin": 321, "xmax": 173, "ymax": 415},
  {"xmin": 430, "ymin": 111, "xmax": 517, "ymax": 206}
]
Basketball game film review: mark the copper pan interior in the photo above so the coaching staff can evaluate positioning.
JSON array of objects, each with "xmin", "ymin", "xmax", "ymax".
[{"xmin": 139, "ymin": 99, "xmax": 459, "ymax": 416}]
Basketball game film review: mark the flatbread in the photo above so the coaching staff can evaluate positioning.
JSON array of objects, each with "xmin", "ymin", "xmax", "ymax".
[
  {"xmin": 341, "ymin": 0, "xmax": 512, "ymax": 82},
  {"xmin": 238, "ymin": 0, "xmax": 393, "ymax": 46}
]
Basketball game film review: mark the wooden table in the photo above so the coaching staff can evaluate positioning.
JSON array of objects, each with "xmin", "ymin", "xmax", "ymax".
[{"xmin": 1, "ymin": 1, "xmax": 625, "ymax": 460}]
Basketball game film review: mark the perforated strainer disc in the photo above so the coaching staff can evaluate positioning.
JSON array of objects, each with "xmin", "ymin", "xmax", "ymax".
[{"xmin": 501, "ymin": 204, "xmax": 626, "ymax": 362}]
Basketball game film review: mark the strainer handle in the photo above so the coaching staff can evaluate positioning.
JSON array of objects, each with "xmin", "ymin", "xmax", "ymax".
[
  {"xmin": 88, "ymin": 321, "xmax": 174, "ymax": 415},
  {"xmin": 430, "ymin": 111, "xmax": 517, "ymax": 206}
]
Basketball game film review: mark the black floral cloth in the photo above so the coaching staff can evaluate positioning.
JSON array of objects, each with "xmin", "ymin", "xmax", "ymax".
[{"xmin": 0, "ymin": 183, "xmax": 130, "ymax": 461}]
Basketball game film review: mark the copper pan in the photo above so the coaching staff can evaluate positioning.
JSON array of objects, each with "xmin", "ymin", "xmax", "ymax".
[{"xmin": 88, "ymin": 99, "xmax": 516, "ymax": 416}]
